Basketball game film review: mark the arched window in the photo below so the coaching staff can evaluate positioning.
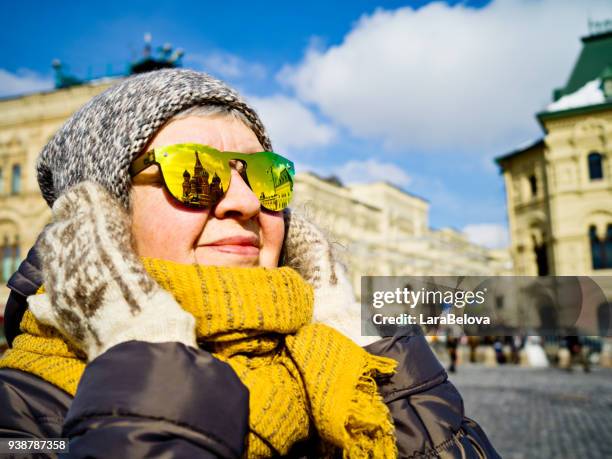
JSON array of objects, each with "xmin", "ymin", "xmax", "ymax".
[
  {"xmin": 11, "ymin": 164, "xmax": 21, "ymax": 194},
  {"xmin": 532, "ymin": 234, "xmax": 549, "ymax": 276},
  {"xmin": 0, "ymin": 235, "xmax": 21, "ymax": 283},
  {"xmin": 588, "ymin": 152, "xmax": 604, "ymax": 180},
  {"xmin": 590, "ymin": 225, "xmax": 612, "ymax": 270},
  {"xmin": 528, "ymin": 174, "xmax": 538, "ymax": 197}
]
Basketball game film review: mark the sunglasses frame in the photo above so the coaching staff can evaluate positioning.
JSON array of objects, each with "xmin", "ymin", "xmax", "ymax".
[{"xmin": 129, "ymin": 143, "xmax": 295, "ymax": 212}]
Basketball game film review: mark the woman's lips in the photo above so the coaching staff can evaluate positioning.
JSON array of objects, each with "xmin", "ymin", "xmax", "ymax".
[
  {"xmin": 205, "ymin": 245, "xmax": 260, "ymax": 256},
  {"xmin": 200, "ymin": 235, "xmax": 260, "ymax": 256}
]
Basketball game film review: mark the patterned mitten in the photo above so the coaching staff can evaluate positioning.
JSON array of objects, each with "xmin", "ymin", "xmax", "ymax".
[
  {"xmin": 27, "ymin": 181, "xmax": 197, "ymax": 361},
  {"xmin": 282, "ymin": 208, "xmax": 379, "ymax": 346}
]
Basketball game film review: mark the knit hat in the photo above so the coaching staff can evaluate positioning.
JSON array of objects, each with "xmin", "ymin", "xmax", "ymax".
[{"xmin": 36, "ymin": 68, "xmax": 272, "ymax": 209}]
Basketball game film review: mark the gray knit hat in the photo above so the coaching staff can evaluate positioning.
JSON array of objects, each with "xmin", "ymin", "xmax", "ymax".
[{"xmin": 36, "ymin": 68, "xmax": 272, "ymax": 209}]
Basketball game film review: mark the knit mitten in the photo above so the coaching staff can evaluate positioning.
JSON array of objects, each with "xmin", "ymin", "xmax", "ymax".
[
  {"xmin": 282, "ymin": 208, "xmax": 379, "ymax": 346},
  {"xmin": 27, "ymin": 181, "xmax": 197, "ymax": 361}
]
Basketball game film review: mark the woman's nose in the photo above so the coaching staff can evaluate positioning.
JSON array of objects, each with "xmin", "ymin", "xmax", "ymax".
[{"xmin": 213, "ymin": 167, "xmax": 260, "ymax": 221}]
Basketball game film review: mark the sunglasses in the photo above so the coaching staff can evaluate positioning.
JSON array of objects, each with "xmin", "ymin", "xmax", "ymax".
[{"xmin": 130, "ymin": 143, "xmax": 295, "ymax": 211}]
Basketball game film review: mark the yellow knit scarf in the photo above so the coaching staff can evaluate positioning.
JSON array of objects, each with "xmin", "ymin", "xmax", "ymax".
[{"xmin": 0, "ymin": 258, "xmax": 397, "ymax": 458}]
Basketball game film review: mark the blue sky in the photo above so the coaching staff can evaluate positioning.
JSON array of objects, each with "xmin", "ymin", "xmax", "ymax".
[{"xmin": 2, "ymin": 0, "xmax": 611, "ymax": 247}]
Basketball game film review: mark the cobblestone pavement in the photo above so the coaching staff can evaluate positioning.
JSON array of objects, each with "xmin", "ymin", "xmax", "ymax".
[{"xmin": 447, "ymin": 365, "xmax": 612, "ymax": 459}]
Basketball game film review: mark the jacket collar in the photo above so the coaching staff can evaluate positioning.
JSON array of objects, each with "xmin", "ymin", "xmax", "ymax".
[{"xmin": 5, "ymin": 233, "xmax": 44, "ymax": 346}]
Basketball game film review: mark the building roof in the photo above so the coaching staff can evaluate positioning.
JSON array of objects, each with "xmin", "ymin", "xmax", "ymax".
[
  {"xmin": 348, "ymin": 179, "xmax": 429, "ymax": 204},
  {"xmin": 537, "ymin": 95, "xmax": 612, "ymax": 122},
  {"xmin": 504, "ymin": 29, "xmax": 612, "ymax": 145},
  {"xmin": 545, "ymin": 78, "xmax": 606, "ymax": 112},
  {"xmin": 537, "ymin": 30, "xmax": 612, "ymax": 120},
  {"xmin": 553, "ymin": 30, "xmax": 612, "ymax": 101},
  {"xmin": 299, "ymin": 170, "xmax": 344, "ymax": 187},
  {"xmin": 298, "ymin": 170, "xmax": 428, "ymax": 203},
  {"xmin": 494, "ymin": 138, "xmax": 544, "ymax": 168}
]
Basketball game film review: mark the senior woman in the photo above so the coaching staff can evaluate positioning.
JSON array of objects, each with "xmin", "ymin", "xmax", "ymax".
[{"xmin": 0, "ymin": 69, "xmax": 499, "ymax": 458}]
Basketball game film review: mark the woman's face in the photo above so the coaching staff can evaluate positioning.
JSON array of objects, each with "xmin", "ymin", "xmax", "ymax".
[{"xmin": 130, "ymin": 115, "xmax": 285, "ymax": 268}]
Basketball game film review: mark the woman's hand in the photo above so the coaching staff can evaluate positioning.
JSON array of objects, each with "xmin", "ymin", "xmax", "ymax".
[{"xmin": 28, "ymin": 181, "xmax": 196, "ymax": 361}]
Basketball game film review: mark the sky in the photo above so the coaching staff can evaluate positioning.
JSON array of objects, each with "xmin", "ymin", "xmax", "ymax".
[{"xmin": 2, "ymin": 0, "xmax": 611, "ymax": 248}]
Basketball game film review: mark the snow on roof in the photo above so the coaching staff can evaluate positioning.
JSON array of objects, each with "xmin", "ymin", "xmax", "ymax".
[{"xmin": 546, "ymin": 78, "xmax": 605, "ymax": 112}]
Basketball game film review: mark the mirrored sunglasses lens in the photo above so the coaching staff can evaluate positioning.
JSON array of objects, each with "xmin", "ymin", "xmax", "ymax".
[
  {"xmin": 160, "ymin": 147, "xmax": 230, "ymax": 208},
  {"xmin": 246, "ymin": 152, "xmax": 295, "ymax": 211}
]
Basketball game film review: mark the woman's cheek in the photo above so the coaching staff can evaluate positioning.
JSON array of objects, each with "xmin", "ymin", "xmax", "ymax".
[
  {"xmin": 132, "ymin": 189, "xmax": 208, "ymax": 262},
  {"xmin": 261, "ymin": 211, "xmax": 285, "ymax": 265},
  {"xmin": 160, "ymin": 209, "xmax": 210, "ymax": 249}
]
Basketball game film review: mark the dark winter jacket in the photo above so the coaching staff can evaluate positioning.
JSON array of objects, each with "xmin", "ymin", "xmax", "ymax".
[{"xmin": 0, "ymin": 243, "xmax": 500, "ymax": 458}]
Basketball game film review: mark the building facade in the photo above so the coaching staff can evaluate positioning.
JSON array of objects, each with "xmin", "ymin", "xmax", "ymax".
[
  {"xmin": 294, "ymin": 172, "xmax": 512, "ymax": 298},
  {"xmin": 496, "ymin": 30, "xmax": 612, "ymax": 278},
  {"xmin": 496, "ymin": 30, "xmax": 612, "ymax": 341}
]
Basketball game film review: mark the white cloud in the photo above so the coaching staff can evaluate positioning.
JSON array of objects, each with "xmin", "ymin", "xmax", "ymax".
[
  {"xmin": 0, "ymin": 68, "xmax": 53, "ymax": 97},
  {"xmin": 279, "ymin": 0, "xmax": 611, "ymax": 154},
  {"xmin": 463, "ymin": 223, "xmax": 509, "ymax": 249},
  {"xmin": 335, "ymin": 158, "xmax": 411, "ymax": 186},
  {"xmin": 185, "ymin": 51, "xmax": 267, "ymax": 80},
  {"xmin": 247, "ymin": 94, "xmax": 336, "ymax": 152}
]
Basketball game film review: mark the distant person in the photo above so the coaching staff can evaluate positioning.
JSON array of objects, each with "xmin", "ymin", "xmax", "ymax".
[
  {"xmin": 564, "ymin": 335, "xmax": 590, "ymax": 373},
  {"xmin": 446, "ymin": 329, "xmax": 460, "ymax": 373},
  {"xmin": 494, "ymin": 338, "xmax": 507, "ymax": 365},
  {"xmin": 511, "ymin": 335, "xmax": 525, "ymax": 365}
]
